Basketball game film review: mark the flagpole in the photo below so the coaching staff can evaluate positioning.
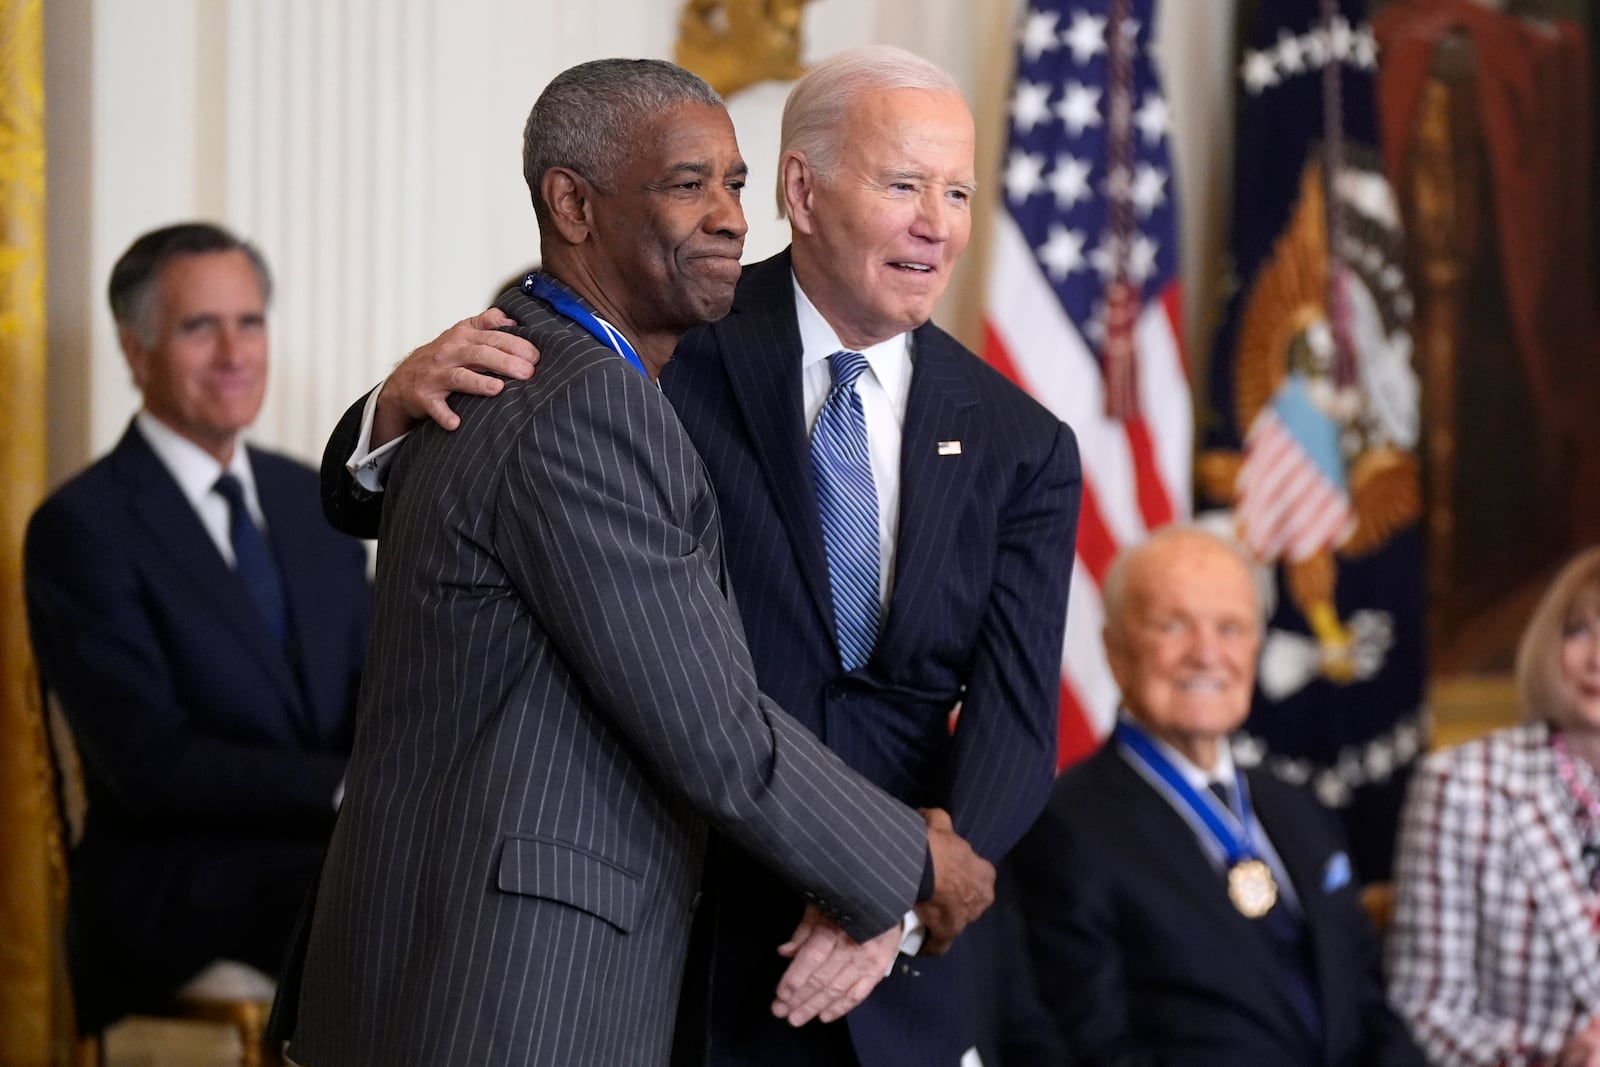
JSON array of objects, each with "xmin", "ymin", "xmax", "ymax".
[{"xmin": 1320, "ymin": 0, "xmax": 1357, "ymax": 392}]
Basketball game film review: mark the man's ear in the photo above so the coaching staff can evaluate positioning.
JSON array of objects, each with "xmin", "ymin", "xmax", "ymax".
[
  {"xmin": 779, "ymin": 152, "xmax": 816, "ymax": 237},
  {"xmin": 1102, "ymin": 624, "xmax": 1128, "ymax": 692},
  {"xmin": 118, "ymin": 327, "xmax": 148, "ymax": 390},
  {"xmin": 541, "ymin": 167, "xmax": 595, "ymax": 245}
]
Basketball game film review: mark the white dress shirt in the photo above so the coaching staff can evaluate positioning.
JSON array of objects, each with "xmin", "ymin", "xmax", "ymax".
[
  {"xmin": 135, "ymin": 411, "xmax": 264, "ymax": 566},
  {"xmin": 1121, "ymin": 712, "xmax": 1303, "ymax": 914},
  {"xmin": 794, "ymin": 276, "xmax": 912, "ymax": 611}
]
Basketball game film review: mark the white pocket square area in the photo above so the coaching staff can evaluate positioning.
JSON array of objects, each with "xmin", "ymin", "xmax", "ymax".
[{"xmin": 1322, "ymin": 850, "xmax": 1352, "ymax": 893}]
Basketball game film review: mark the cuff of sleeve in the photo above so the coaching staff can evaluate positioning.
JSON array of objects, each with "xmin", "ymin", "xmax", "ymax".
[
  {"xmin": 917, "ymin": 847, "xmax": 935, "ymax": 902},
  {"xmin": 346, "ymin": 383, "xmax": 409, "ymax": 493},
  {"xmin": 896, "ymin": 909, "xmax": 925, "ymax": 962}
]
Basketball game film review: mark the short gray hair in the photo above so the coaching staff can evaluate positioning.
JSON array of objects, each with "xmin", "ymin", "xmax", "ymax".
[
  {"xmin": 522, "ymin": 58, "xmax": 722, "ymax": 230},
  {"xmin": 776, "ymin": 45, "xmax": 962, "ymax": 217},
  {"xmin": 108, "ymin": 222, "xmax": 272, "ymax": 344}
]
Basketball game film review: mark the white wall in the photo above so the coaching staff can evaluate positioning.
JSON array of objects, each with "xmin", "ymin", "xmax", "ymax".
[{"xmin": 44, "ymin": 0, "xmax": 1235, "ymax": 477}]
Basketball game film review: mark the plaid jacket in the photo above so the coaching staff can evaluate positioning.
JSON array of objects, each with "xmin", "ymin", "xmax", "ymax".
[{"xmin": 1388, "ymin": 721, "xmax": 1600, "ymax": 1066}]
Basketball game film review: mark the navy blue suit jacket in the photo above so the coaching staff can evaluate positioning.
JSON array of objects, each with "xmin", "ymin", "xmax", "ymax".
[
  {"xmin": 662, "ymin": 251, "xmax": 1080, "ymax": 1067},
  {"xmin": 1007, "ymin": 743, "xmax": 1423, "ymax": 1067},
  {"xmin": 318, "ymin": 250, "xmax": 1080, "ymax": 1066},
  {"xmin": 25, "ymin": 422, "xmax": 371, "ymax": 1028}
]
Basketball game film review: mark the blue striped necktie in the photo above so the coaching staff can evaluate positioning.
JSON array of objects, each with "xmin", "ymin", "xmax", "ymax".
[
  {"xmin": 213, "ymin": 473, "xmax": 288, "ymax": 646},
  {"xmin": 811, "ymin": 350, "xmax": 880, "ymax": 671}
]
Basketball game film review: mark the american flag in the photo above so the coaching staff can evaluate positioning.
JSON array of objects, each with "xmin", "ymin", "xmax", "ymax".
[
  {"xmin": 1237, "ymin": 376, "xmax": 1357, "ymax": 562},
  {"xmin": 983, "ymin": 0, "xmax": 1190, "ymax": 766}
]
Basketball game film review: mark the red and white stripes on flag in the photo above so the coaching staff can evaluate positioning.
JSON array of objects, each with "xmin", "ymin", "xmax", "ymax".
[
  {"xmin": 982, "ymin": 0, "xmax": 1190, "ymax": 767},
  {"xmin": 1237, "ymin": 405, "xmax": 1357, "ymax": 563}
]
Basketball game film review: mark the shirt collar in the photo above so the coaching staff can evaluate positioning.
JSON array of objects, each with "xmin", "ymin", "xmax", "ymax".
[
  {"xmin": 135, "ymin": 411, "xmax": 255, "ymax": 512},
  {"xmin": 1117, "ymin": 708, "xmax": 1238, "ymax": 792},
  {"xmin": 792, "ymin": 272, "xmax": 912, "ymax": 404}
]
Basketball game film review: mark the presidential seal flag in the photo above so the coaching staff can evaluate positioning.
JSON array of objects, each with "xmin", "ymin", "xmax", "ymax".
[
  {"xmin": 1197, "ymin": 0, "xmax": 1425, "ymax": 880},
  {"xmin": 983, "ymin": 0, "xmax": 1190, "ymax": 767}
]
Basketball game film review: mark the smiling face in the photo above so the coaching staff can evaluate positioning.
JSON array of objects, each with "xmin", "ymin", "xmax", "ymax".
[
  {"xmin": 1106, "ymin": 532, "xmax": 1262, "ymax": 770},
  {"xmin": 587, "ymin": 101, "xmax": 748, "ymax": 343},
  {"xmin": 121, "ymin": 249, "xmax": 268, "ymax": 465},
  {"xmin": 784, "ymin": 87, "xmax": 975, "ymax": 350}
]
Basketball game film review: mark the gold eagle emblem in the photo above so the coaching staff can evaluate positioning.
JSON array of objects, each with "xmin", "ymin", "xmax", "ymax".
[
  {"xmin": 675, "ymin": 0, "xmax": 814, "ymax": 98},
  {"xmin": 1199, "ymin": 157, "xmax": 1420, "ymax": 683}
]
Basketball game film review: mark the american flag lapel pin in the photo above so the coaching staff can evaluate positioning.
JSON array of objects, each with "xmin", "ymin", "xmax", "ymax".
[{"xmin": 937, "ymin": 440, "xmax": 962, "ymax": 456}]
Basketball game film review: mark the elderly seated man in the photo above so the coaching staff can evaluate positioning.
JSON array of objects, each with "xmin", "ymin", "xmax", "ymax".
[
  {"xmin": 1006, "ymin": 525, "xmax": 1422, "ymax": 1067},
  {"xmin": 24, "ymin": 222, "xmax": 372, "ymax": 1031}
]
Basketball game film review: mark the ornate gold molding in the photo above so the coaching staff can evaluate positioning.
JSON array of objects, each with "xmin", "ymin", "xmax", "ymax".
[
  {"xmin": 0, "ymin": 0, "xmax": 59, "ymax": 1060},
  {"xmin": 675, "ymin": 0, "xmax": 814, "ymax": 99}
]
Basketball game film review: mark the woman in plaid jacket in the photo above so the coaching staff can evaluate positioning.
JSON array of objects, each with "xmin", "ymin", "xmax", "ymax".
[{"xmin": 1389, "ymin": 547, "xmax": 1600, "ymax": 1067}]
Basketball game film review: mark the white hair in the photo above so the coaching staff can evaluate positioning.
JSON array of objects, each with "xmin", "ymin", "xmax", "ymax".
[
  {"xmin": 1101, "ymin": 524, "xmax": 1264, "ymax": 643},
  {"xmin": 775, "ymin": 45, "xmax": 962, "ymax": 217}
]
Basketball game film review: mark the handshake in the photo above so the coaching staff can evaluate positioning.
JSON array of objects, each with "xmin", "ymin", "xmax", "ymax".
[{"xmin": 770, "ymin": 807, "xmax": 994, "ymax": 1028}]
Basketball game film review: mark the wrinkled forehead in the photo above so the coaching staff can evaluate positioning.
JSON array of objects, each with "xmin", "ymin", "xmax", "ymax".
[
  {"xmin": 840, "ymin": 88, "xmax": 975, "ymax": 163},
  {"xmin": 1127, "ymin": 540, "xmax": 1259, "ymax": 620},
  {"xmin": 154, "ymin": 250, "xmax": 266, "ymax": 312},
  {"xmin": 631, "ymin": 102, "xmax": 740, "ymax": 164}
]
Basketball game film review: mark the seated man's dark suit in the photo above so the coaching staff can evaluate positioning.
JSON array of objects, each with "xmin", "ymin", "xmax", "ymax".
[
  {"xmin": 24, "ymin": 421, "xmax": 371, "ymax": 1030},
  {"xmin": 1007, "ymin": 742, "xmax": 1424, "ymax": 1067},
  {"xmin": 320, "ymin": 249, "xmax": 1081, "ymax": 1066}
]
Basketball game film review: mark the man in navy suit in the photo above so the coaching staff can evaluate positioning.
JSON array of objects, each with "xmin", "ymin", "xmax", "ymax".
[
  {"xmin": 1006, "ymin": 525, "xmax": 1422, "ymax": 1066},
  {"xmin": 24, "ymin": 222, "xmax": 372, "ymax": 1031},
  {"xmin": 325, "ymin": 48, "xmax": 1080, "ymax": 1067}
]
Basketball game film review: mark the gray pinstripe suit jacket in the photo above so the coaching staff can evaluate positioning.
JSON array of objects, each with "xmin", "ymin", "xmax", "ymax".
[{"xmin": 280, "ymin": 291, "xmax": 928, "ymax": 1067}]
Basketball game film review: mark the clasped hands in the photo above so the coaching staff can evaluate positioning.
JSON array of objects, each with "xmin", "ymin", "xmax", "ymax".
[{"xmin": 769, "ymin": 808, "xmax": 994, "ymax": 1027}]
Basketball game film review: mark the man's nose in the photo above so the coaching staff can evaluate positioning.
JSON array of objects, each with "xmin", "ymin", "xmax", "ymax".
[
  {"xmin": 707, "ymin": 186, "xmax": 749, "ymax": 241},
  {"xmin": 910, "ymin": 190, "xmax": 952, "ymax": 242},
  {"xmin": 1187, "ymin": 629, "xmax": 1224, "ymax": 664}
]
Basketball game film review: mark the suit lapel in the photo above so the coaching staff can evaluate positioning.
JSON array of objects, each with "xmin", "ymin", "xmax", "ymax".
[
  {"xmin": 714, "ymin": 252, "xmax": 836, "ymax": 636},
  {"xmin": 1506, "ymin": 733, "xmax": 1600, "ymax": 1010},
  {"xmin": 115, "ymin": 428, "xmax": 304, "ymax": 715},
  {"xmin": 1253, "ymin": 773, "xmax": 1346, "ymax": 1059},
  {"xmin": 877, "ymin": 328, "xmax": 979, "ymax": 667},
  {"xmin": 1109, "ymin": 751, "xmax": 1315, "ymax": 1047}
]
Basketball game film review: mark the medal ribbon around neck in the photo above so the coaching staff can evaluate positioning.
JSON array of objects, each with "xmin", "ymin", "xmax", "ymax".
[
  {"xmin": 1114, "ymin": 719, "xmax": 1279, "ymax": 917},
  {"xmin": 524, "ymin": 273, "xmax": 650, "ymax": 381},
  {"xmin": 1114, "ymin": 719, "xmax": 1262, "ymax": 864}
]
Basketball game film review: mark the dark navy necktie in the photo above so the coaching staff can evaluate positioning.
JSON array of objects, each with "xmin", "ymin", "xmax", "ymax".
[
  {"xmin": 213, "ymin": 473, "xmax": 288, "ymax": 646},
  {"xmin": 810, "ymin": 350, "xmax": 881, "ymax": 671},
  {"xmin": 1212, "ymin": 777, "xmax": 1323, "ymax": 1042}
]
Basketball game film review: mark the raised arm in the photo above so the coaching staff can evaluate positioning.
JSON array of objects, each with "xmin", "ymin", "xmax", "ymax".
[{"xmin": 318, "ymin": 309, "xmax": 539, "ymax": 538}]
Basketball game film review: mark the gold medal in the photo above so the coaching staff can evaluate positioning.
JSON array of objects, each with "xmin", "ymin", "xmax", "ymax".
[{"xmin": 1228, "ymin": 859, "xmax": 1278, "ymax": 918}]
